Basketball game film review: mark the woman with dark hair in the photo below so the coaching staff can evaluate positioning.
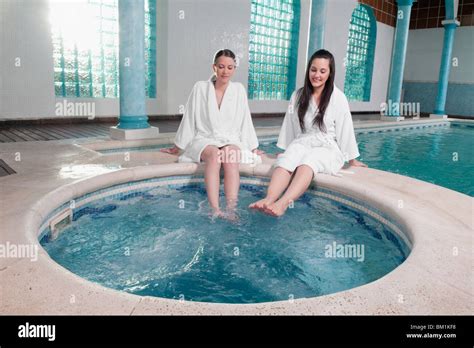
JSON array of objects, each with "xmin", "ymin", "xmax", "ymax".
[
  {"xmin": 250, "ymin": 49, "xmax": 366, "ymax": 217},
  {"xmin": 161, "ymin": 49, "xmax": 262, "ymax": 218}
]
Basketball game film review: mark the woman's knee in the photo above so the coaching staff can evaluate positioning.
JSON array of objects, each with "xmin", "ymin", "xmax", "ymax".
[
  {"xmin": 295, "ymin": 165, "xmax": 315, "ymax": 183},
  {"xmin": 201, "ymin": 146, "xmax": 221, "ymax": 164},
  {"xmin": 296, "ymin": 164, "xmax": 315, "ymax": 176},
  {"xmin": 220, "ymin": 145, "xmax": 241, "ymax": 164},
  {"xmin": 223, "ymin": 161, "xmax": 239, "ymax": 173},
  {"xmin": 274, "ymin": 166, "xmax": 293, "ymax": 176}
]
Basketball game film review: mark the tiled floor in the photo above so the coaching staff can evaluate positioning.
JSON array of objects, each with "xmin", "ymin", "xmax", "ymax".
[{"xmin": 0, "ymin": 114, "xmax": 383, "ymax": 143}]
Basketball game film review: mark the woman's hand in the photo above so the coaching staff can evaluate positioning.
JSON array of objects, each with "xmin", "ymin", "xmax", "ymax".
[
  {"xmin": 160, "ymin": 146, "xmax": 180, "ymax": 155},
  {"xmin": 349, "ymin": 159, "xmax": 367, "ymax": 167},
  {"xmin": 252, "ymin": 148, "xmax": 265, "ymax": 155}
]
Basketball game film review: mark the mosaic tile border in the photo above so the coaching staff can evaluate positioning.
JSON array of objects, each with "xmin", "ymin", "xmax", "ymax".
[{"xmin": 356, "ymin": 121, "xmax": 449, "ymax": 134}]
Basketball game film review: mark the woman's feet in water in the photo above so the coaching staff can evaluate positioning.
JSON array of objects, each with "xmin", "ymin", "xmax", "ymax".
[
  {"xmin": 249, "ymin": 197, "xmax": 290, "ymax": 217},
  {"xmin": 224, "ymin": 208, "xmax": 239, "ymax": 222},
  {"xmin": 209, "ymin": 202, "xmax": 239, "ymax": 222},
  {"xmin": 224, "ymin": 199, "xmax": 239, "ymax": 221},
  {"xmin": 210, "ymin": 207, "xmax": 224, "ymax": 219},
  {"xmin": 263, "ymin": 199, "xmax": 290, "ymax": 217},
  {"xmin": 248, "ymin": 197, "xmax": 275, "ymax": 211}
]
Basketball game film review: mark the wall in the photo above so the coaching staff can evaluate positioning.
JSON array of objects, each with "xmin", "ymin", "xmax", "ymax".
[
  {"xmin": 402, "ymin": 26, "xmax": 474, "ymax": 116},
  {"xmin": 324, "ymin": 0, "xmax": 395, "ymax": 112},
  {"xmin": 0, "ymin": 0, "xmax": 315, "ymax": 119},
  {"xmin": 1, "ymin": 0, "xmax": 57, "ymax": 120},
  {"xmin": 162, "ymin": 0, "xmax": 312, "ymax": 114},
  {"xmin": 2, "ymin": 1, "xmax": 471, "ymax": 119}
]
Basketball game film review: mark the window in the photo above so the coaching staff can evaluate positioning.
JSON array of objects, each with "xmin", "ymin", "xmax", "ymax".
[
  {"xmin": 49, "ymin": 0, "xmax": 156, "ymax": 98},
  {"xmin": 248, "ymin": 0, "xmax": 300, "ymax": 100},
  {"xmin": 343, "ymin": 4, "xmax": 376, "ymax": 102}
]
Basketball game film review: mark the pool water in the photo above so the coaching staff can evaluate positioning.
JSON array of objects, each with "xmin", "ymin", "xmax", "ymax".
[
  {"xmin": 260, "ymin": 123, "xmax": 474, "ymax": 196},
  {"xmin": 41, "ymin": 182, "xmax": 409, "ymax": 304},
  {"xmin": 357, "ymin": 124, "xmax": 473, "ymax": 196}
]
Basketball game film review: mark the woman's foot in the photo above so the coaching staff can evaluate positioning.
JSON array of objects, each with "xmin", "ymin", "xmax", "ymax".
[
  {"xmin": 224, "ymin": 199, "xmax": 239, "ymax": 222},
  {"xmin": 210, "ymin": 207, "xmax": 224, "ymax": 218},
  {"xmin": 226, "ymin": 198, "xmax": 238, "ymax": 210},
  {"xmin": 224, "ymin": 209, "xmax": 239, "ymax": 222},
  {"xmin": 249, "ymin": 197, "xmax": 275, "ymax": 211},
  {"xmin": 209, "ymin": 207, "xmax": 239, "ymax": 222},
  {"xmin": 263, "ymin": 199, "xmax": 290, "ymax": 217}
]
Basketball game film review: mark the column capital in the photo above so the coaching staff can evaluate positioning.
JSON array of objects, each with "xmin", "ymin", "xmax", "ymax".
[
  {"xmin": 441, "ymin": 19, "xmax": 460, "ymax": 28},
  {"xmin": 396, "ymin": 0, "xmax": 414, "ymax": 6}
]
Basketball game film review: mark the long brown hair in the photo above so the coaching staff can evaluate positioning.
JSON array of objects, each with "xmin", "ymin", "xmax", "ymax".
[{"xmin": 296, "ymin": 49, "xmax": 336, "ymax": 133}]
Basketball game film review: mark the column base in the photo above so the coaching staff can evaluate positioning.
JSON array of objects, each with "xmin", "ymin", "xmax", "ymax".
[
  {"xmin": 381, "ymin": 115, "xmax": 405, "ymax": 122},
  {"xmin": 110, "ymin": 126, "xmax": 160, "ymax": 140},
  {"xmin": 429, "ymin": 113, "xmax": 448, "ymax": 119}
]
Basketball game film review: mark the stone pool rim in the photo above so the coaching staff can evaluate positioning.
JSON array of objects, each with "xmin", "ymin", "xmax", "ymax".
[{"xmin": 5, "ymin": 161, "xmax": 472, "ymax": 315}]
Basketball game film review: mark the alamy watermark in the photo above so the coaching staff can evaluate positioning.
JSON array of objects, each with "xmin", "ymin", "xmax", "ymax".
[
  {"xmin": 0, "ymin": 242, "xmax": 38, "ymax": 262},
  {"xmin": 325, "ymin": 241, "xmax": 365, "ymax": 262},
  {"xmin": 380, "ymin": 100, "xmax": 420, "ymax": 117},
  {"xmin": 18, "ymin": 322, "xmax": 55, "ymax": 341},
  {"xmin": 55, "ymin": 99, "xmax": 95, "ymax": 119},
  {"xmin": 216, "ymin": 148, "xmax": 260, "ymax": 166}
]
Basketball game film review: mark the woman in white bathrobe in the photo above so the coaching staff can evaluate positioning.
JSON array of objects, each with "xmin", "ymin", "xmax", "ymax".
[
  {"xmin": 161, "ymin": 49, "xmax": 262, "ymax": 216},
  {"xmin": 250, "ymin": 49, "xmax": 366, "ymax": 217}
]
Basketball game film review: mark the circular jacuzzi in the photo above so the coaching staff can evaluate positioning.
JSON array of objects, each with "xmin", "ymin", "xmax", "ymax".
[{"xmin": 36, "ymin": 165, "xmax": 411, "ymax": 304}]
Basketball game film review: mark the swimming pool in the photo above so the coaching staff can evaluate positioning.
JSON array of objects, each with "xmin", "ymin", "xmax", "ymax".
[
  {"xmin": 259, "ymin": 122, "xmax": 473, "ymax": 196},
  {"xmin": 40, "ymin": 177, "xmax": 410, "ymax": 304},
  {"xmin": 357, "ymin": 123, "xmax": 473, "ymax": 196}
]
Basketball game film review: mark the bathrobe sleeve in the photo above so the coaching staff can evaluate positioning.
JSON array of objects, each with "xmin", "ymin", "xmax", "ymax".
[
  {"xmin": 334, "ymin": 91, "xmax": 360, "ymax": 161},
  {"xmin": 239, "ymin": 84, "xmax": 259, "ymax": 151},
  {"xmin": 174, "ymin": 83, "xmax": 198, "ymax": 150},
  {"xmin": 277, "ymin": 91, "xmax": 300, "ymax": 150}
]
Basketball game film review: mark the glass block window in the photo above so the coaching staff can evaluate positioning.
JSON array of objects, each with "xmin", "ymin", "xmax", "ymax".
[
  {"xmin": 343, "ymin": 4, "xmax": 376, "ymax": 102},
  {"xmin": 49, "ymin": 0, "xmax": 156, "ymax": 98},
  {"xmin": 248, "ymin": 0, "xmax": 301, "ymax": 100}
]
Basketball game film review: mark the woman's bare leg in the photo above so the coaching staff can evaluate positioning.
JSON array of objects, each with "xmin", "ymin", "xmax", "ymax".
[
  {"xmin": 221, "ymin": 145, "xmax": 241, "ymax": 210},
  {"xmin": 200, "ymin": 145, "xmax": 222, "ymax": 214},
  {"xmin": 249, "ymin": 167, "xmax": 292, "ymax": 210},
  {"xmin": 265, "ymin": 165, "xmax": 314, "ymax": 217}
]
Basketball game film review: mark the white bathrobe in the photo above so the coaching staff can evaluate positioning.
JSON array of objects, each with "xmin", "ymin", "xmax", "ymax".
[
  {"xmin": 276, "ymin": 86, "xmax": 360, "ymax": 175},
  {"xmin": 174, "ymin": 79, "xmax": 260, "ymax": 164}
]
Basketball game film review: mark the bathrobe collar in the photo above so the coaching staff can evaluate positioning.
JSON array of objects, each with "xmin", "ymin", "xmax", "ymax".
[{"xmin": 207, "ymin": 78, "xmax": 235, "ymax": 120}]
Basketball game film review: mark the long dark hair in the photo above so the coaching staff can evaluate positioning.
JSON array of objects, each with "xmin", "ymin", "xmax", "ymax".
[
  {"xmin": 296, "ymin": 49, "xmax": 336, "ymax": 133},
  {"xmin": 213, "ymin": 49, "xmax": 236, "ymax": 64}
]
